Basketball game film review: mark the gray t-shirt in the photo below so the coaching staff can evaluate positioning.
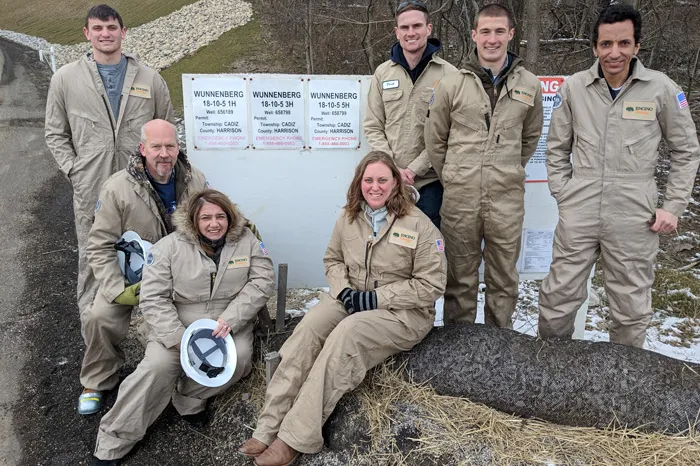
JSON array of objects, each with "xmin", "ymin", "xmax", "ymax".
[{"xmin": 96, "ymin": 55, "xmax": 128, "ymax": 120}]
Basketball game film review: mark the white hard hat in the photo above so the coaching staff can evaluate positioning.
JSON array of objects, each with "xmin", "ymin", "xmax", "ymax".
[
  {"xmin": 115, "ymin": 231, "xmax": 153, "ymax": 285},
  {"xmin": 406, "ymin": 185, "xmax": 421, "ymax": 204},
  {"xmin": 180, "ymin": 319, "xmax": 237, "ymax": 388}
]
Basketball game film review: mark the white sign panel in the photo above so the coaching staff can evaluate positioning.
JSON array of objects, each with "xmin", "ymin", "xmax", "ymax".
[
  {"xmin": 308, "ymin": 79, "xmax": 361, "ymax": 149},
  {"xmin": 250, "ymin": 78, "xmax": 305, "ymax": 149},
  {"xmin": 520, "ymin": 229, "xmax": 555, "ymax": 273},
  {"xmin": 525, "ymin": 76, "xmax": 567, "ymax": 182},
  {"xmin": 191, "ymin": 76, "xmax": 248, "ymax": 150}
]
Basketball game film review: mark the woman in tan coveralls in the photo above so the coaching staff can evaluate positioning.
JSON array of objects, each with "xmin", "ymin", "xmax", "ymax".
[
  {"xmin": 239, "ymin": 151, "xmax": 446, "ymax": 466},
  {"xmin": 92, "ymin": 189, "xmax": 275, "ymax": 465}
]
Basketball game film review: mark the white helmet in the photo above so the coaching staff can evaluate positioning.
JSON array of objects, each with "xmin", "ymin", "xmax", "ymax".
[
  {"xmin": 180, "ymin": 319, "xmax": 237, "ymax": 387},
  {"xmin": 406, "ymin": 184, "xmax": 421, "ymax": 204},
  {"xmin": 115, "ymin": 231, "xmax": 153, "ymax": 285}
]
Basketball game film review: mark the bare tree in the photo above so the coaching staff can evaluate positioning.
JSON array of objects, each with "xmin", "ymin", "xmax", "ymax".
[{"xmin": 524, "ymin": 0, "xmax": 540, "ymax": 72}]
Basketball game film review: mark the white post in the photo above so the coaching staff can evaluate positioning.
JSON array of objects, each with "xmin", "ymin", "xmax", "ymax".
[{"xmin": 49, "ymin": 46, "xmax": 56, "ymax": 73}]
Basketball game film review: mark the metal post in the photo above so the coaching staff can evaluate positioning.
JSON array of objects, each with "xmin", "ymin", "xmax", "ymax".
[
  {"xmin": 265, "ymin": 351, "xmax": 281, "ymax": 385},
  {"xmin": 275, "ymin": 263, "xmax": 288, "ymax": 332}
]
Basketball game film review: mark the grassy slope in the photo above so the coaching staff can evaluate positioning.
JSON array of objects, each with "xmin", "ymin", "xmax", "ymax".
[
  {"xmin": 161, "ymin": 18, "xmax": 264, "ymax": 114},
  {"xmin": 0, "ymin": 0, "xmax": 197, "ymax": 44}
]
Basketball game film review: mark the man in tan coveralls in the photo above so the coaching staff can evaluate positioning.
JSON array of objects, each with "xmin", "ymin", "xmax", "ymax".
[
  {"xmin": 78, "ymin": 120, "xmax": 206, "ymax": 414},
  {"xmin": 538, "ymin": 4, "xmax": 700, "ymax": 347},
  {"xmin": 45, "ymin": 5, "xmax": 174, "ymax": 331},
  {"xmin": 425, "ymin": 4, "xmax": 543, "ymax": 327},
  {"xmin": 364, "ymin": 0, "xmax": 456, "ymax": 227}
]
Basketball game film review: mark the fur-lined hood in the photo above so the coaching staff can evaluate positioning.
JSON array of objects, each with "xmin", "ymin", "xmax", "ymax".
[{"xmin": 171, "ymin": 199, "xmax": 249, "ymax": 245}]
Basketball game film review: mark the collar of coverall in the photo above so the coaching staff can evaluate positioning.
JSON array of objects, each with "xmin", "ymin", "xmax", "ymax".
[
  {"xmin": 389, "ymin": 38, "xmax": 443, "ymax": 68},
  {"xmin": 463, "ymin": 51, "xmax": 521, "ymax": 86},
  {"xmin": 584, "ymin": 56, "xmax": 651, "ymax": 86},
  {"xmin": 85, "ymin": 51, "xmax": 138, "ymax": 64}
]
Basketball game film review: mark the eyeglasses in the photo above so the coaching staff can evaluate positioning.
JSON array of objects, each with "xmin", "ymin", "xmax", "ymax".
[{"xmin": 396, "ymin": 0, "xmax": 428, "ymax": 14}]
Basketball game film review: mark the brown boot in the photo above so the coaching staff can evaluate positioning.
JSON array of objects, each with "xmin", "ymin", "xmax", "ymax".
[
  {"xmin": 238, "ymin": 438, "xmax": 268, "ymax": 458},
  {"xmin": 253, "ymin": 439, "xmax": 300, "ymax": 466}
]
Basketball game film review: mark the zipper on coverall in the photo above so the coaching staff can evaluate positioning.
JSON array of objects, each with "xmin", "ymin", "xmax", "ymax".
[{"xmin": 364, "ymin": 219, "xmax": 396, "ymax": 291}]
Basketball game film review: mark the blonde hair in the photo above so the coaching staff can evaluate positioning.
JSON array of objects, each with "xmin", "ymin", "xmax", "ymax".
[{"xmin": 344, "ymin": 151, "xmax": 413, "ymax": 222}]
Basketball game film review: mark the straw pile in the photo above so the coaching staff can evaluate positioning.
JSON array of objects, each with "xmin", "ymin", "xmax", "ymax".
[{"xmin": 353, "ymin": 362, "xmax": 700, "ymax": 465}]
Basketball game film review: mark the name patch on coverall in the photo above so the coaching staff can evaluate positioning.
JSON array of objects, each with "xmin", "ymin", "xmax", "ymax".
[
  {"xmin": 512, "ymin": 86, "xmax": 536, "ymax": 106},
  {"xmin": 382, "ymin": 80, "xmax": 399, "ymax": 90},
  {"xmin": 622, "ymin": 101, "xmax": 657, "ymax": 120},
  {"xmin": 129, "ymin": 84, "xmax": 152, "ymax": 98},
  {"xmin": 227, "ymin": 256, "xmax": 250, "ymax": 269},
  {"xmin": 388, "ymin": 227, "xmax": 419, "ymax": 249}
]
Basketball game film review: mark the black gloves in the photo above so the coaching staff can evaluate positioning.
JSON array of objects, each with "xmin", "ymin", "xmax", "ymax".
[{"xmin": 337, "ymin": 288, "xmax": 378, "ymax": 314}]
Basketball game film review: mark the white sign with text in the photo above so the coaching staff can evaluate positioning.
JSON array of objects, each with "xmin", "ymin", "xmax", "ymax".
[
  {"xmin": 308, "ymin": 79, "xmax": 361, "ymax": 149},
  {"xmin": 191, "ymin": 76, "xmax": 248, "ymax": 150},
  {"xmin": 250, "ymin": 78, "xmax": 305, "ymax": 149}
]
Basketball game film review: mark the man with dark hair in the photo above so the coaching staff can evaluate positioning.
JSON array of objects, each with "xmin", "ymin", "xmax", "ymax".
[
  {"xmin": 364, "ymin": 0, "xmax": 456, "ymax": 228},
  {"xmin": 425, "ymin": 4, "xmax": 543, "ymax": 328},
  {"xmin": 45, "ymin": 4, "xmax": 174, "ymax": 414},
  {"xmin": 538, "ymin": 4, "xmax": 700, "ymax": 347},
  {"xmin": 85, "ymin": 3, "xmax": 124, "ymax": 29}
]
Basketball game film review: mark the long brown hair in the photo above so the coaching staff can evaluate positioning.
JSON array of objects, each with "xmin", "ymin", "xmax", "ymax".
[
  {"xmin": 344, "ymin": 151, "xmax": 413, "ymax": 222},
  {"xmin": 186, "ymin": 189, "xmax": 239, "ymax": 255}
]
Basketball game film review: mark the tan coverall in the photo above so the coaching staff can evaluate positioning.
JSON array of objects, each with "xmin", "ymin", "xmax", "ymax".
[
  {"xmin": 538, "ymin": 59, "xmax": 700, "ymax": 347},
  {"xmin": 252, "ymin": 205, "xmax": 446, "ymax": 453},
  {"xmin": 82, "ymin": 152, "xmax": 206, "ymax": 391},
  {"xmin": 94, "ymin": 207, "xmax": 275, "ymax": 460},
  {"xmin": 45, "ymin": 53, "xmax": 174, "ymax": 318},
  {"xmin": 364, "ymin": 53, "xmax": 456, "ymax": 190},
  {"xmin": 425, "ymin": 56, "xmax": 543, "ymax": 327}
]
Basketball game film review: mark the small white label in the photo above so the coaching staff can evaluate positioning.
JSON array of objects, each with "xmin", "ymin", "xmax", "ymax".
[{"xmin": 382, "ymin": 80, "xmax": 399, "ymax": 90}]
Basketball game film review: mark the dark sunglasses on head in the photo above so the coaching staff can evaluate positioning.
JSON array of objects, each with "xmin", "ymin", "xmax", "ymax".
[{"xmin": 396, "ymin": 0, "xmax": 428, "ymax": 14}]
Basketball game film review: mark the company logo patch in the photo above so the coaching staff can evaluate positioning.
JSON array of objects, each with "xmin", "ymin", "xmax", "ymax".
[
  {"xmin": 552, "ymin": 93, "xmax": 563, "ymax": 109},
  {"xmin": 388, "ymin": 227, "xmax": 419, "ymax": 249},
  {"xmin": 382, "ymin": 79, "xmax": 399, "ymax": 90},
  {"xmin": 227, "ymin": 256, "xmax": 250, "ymax": 269},
  {"xmin": 129, "ymin": 84, "xmax": 152, "ymax": 99},
  {"xmin": 622, "ymin": 101, "xmax": 657, "ymax": 121},
  {"xmin": 512, "ymin": 86, "xmax": 535, "ymax": 106},
  {"xmin": 145, "ymin": 251, "xmax": 155, "ymax": 266}
]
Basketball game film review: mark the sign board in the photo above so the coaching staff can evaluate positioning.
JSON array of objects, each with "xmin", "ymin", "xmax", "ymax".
[
  {"xmin": 307, "ymin": 79, "xmax": 362, "ymax": 149},
  {"xmin": 525, "ymin": 76, "xmax": 567, "ymax": 182},
  {"xmin": 183, "ymin": 74, "xmax": 567, "ymax": 286},
  {"xmin": 190, "ymin": 76, "xmax": 248, "ymax": 150},
  {"xmin": 249, "ymin": 77, "xmax": 305, "ymax": 149}
]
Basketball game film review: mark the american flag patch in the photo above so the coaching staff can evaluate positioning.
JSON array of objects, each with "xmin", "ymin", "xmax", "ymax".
[
  {"xmin": 677, "ymin": 91, "xmax": 688, "ymax": 110},
  {"xmin": 259, "ymin": 242, "xmax": 268, "ymax": 256},
  {"xmin": 436, "ymin": 239, "xmax": 444, "ymax": 252}
]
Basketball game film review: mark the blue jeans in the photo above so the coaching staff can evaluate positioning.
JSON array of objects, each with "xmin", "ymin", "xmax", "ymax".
[{"xmin": 416, "ymin": 180, "xmax": 443, "ymax": 229}]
